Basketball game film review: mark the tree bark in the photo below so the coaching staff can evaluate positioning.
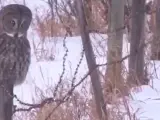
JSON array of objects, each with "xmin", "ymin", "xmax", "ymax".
[
  {"xmin": 84, "ymin": 0, "xmax": 92, "ymax": 28},
  {"xmin": 150, "ymin": 0, "xmax": 160, "ymax": 60},
  {"xmin": 0, "ymin": 82, "xmax": 13, "ymax": 120},
  {"xmin": 48, "ymin": 0, "xmax": 54, "ymax": 37},
  {"xmin": 105, "ymin": 0, "xmax": 125, "ymax": 95},
  {"xmin": 76, "ymin": 0, "xmax": 108, "ymax": 119},
  {"xmin": 128, "ymin": 0, "xmax": 147, "ymax": 86}
]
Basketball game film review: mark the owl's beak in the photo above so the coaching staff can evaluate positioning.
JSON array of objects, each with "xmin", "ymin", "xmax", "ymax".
[
  {"xmin": 14, "ymin": 33, "xmax": 18, "ymax": 38},
  {"xmin": 14, "ymin": 24, "xmax": 20, "ymax": 38}
]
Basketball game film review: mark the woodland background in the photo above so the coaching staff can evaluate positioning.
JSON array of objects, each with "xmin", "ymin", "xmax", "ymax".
[{"xmin": 1, "ymin": 0, "xmax": 160, "ymax": 120}]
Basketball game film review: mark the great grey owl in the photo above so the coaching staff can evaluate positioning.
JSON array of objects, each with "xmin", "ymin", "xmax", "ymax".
[{"xmin": 0, "ymin": 4, "xmax": 32, "ymax": 120}]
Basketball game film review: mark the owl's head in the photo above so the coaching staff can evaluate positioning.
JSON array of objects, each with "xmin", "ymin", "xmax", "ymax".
[{"xmin": 0, "ymin": 4, "xmax": 32, "ymax": 38}]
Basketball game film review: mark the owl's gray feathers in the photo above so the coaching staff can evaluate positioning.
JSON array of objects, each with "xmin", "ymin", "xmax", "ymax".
[
  {"xmin": 0, "ymin": 4, "xmax": 32, "ymax": 85},
  {"xmin": 0, "ymin": 4, "xmax": 32, "ymax": 38},
  {"xmin": 0, "ymin": 4, "xmax": 32, "ymax": 120},
  {"xmin": 0, "ymin": 34, "xmax": 30, "ymax": 85}
]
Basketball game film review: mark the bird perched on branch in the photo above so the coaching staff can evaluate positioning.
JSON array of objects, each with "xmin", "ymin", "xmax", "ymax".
[{"xmin": 0, "ymin": 4, "xmax": 32, "ymax": 120}]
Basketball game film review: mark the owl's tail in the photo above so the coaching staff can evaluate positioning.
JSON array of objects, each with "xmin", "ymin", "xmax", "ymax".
[{"xmin": 0, "ymin": 81, "xmax": 13, "ymax": 120}]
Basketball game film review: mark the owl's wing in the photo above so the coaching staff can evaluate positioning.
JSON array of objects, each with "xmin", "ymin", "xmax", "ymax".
[
  {"xmin": 0, "ymin": 35, "xmax": 14, "ymax": 120},
  {"xmin": 0, "ymin": 13, "xmax": 4, "ymax": 36},
  {"xmin": 0, "ymin": 23, "xmax": 3, "ymax": 35}
]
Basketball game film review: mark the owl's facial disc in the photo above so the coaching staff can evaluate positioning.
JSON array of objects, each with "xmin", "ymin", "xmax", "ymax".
[
  {"xmin": 2, "ymin": 12, "xmax": 31, "ymax": 38},
  {"xmin": 2, "ymin": 15, "xmax": 26, "ymax": 38},
  {"xmin": 5, "ymin": 18, "xmax": 25, "ymax": 38}
]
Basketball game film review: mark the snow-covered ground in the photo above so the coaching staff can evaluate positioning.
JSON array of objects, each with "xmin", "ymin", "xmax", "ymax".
[{"xmin": 14, "ymin": 32, "xmax": 160, "ymax": 120}]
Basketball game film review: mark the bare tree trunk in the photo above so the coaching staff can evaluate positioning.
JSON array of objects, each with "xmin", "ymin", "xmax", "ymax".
[
  {"xmin": 23, "ymin": 0, "xmax": 26, "ymax": 6},
  {"xmin": 48, "ymin": 0, "xmax": 54, "ymax": 37},
  {"xmin": 105, "ymin": 0, "xmax": 125, "ymax": 95},
  {"xmin": 128, "ymin": 0, "xmax": 147, "ymax": 86},
  {"xmin": 84, "ymin": 0, "xmax": 93, "ymax": 29},
  {"xmin": 150, "ymin": 0, "xmax": 160, "ymax": 60},
  {"xmin": 76, "ymin": 0, "xmax": 108, "ymax": 119},
  {"xmin": 124, "ymin": 0, "xmax": 132, "ymax": 42},
  {"xmin": 0, "ymin": 83, "xmax": 13, "ymax": 120}
]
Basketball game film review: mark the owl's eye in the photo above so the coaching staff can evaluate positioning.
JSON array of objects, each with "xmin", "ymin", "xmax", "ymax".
[
  {"xmin": 20, "ymin": 23, "xmax": 24, "ymax": 28},
  {"xmin": 20, "ymin": 21, "xmax": 26, "ymax": 28},
  {"xmin": 10, "ymin": 20, "xmax": 16, "ymax": 26}
]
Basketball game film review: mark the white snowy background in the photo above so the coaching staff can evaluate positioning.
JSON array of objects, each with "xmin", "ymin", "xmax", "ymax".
[{"xmin": 2, "ymin": 0, "xmax": 160, "ymax": 120}]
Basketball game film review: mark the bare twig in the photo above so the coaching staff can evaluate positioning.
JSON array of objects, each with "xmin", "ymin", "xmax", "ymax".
[{"xmin": 53, "ymin": 34, "xmax": 68, "ymax": 98}]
